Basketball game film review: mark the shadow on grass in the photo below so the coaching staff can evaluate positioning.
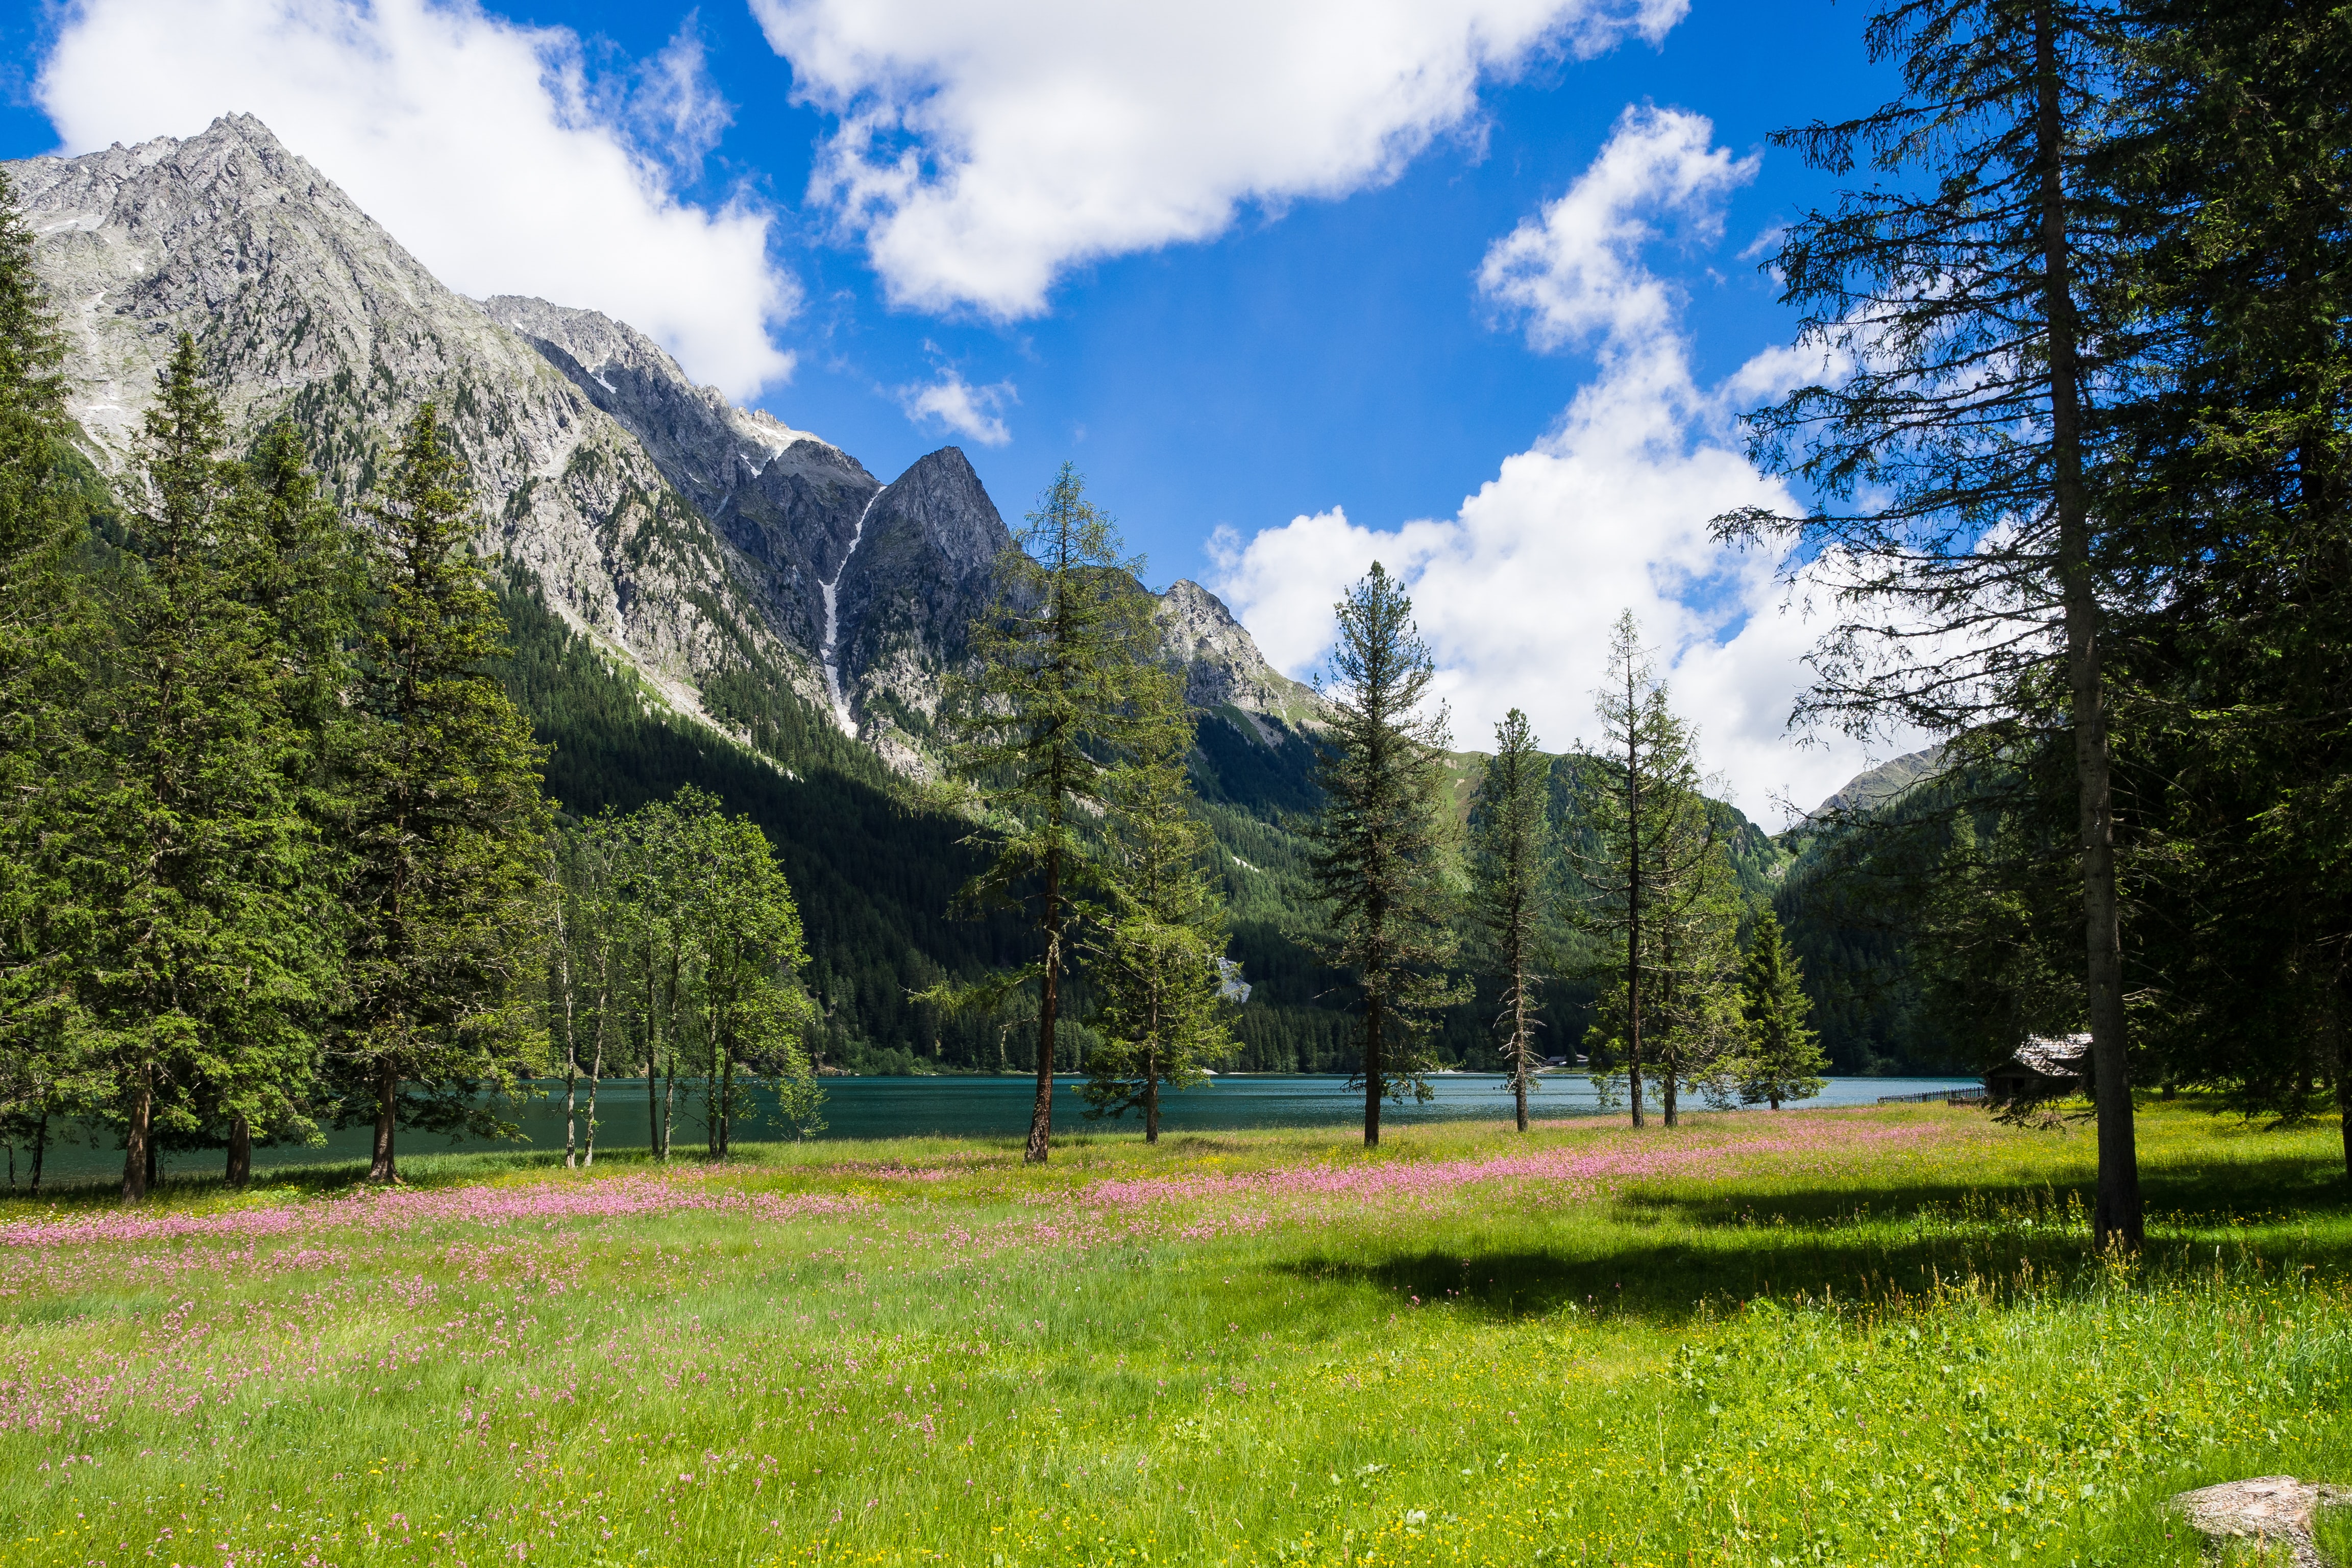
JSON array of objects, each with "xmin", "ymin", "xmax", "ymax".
[{"xmin": 1278, "ymin": 1153, "xmax": 2352, "ymax": 1325}]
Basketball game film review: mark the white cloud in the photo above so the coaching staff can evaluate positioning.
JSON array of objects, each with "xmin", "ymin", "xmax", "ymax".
[
  {"xmin": 1209, "ymin": 106, "xmax": 1903, "ymax": 825},
  {"xmin": 1479, "ymin": 104, "xmax": 1756, "ymax": 353},
  {"xmin": 898, "ymin": 368, "xmax": 1017, "ymax": 446},
  {"xmin": 37, "ymin": 0, "xmax": 796, "ymax": 397},
  {"xmin": 630, "ymin": 17, "xmax": 734, "ymax": 180},
  {"xmin": 751, "ymin": 0, "xmax": 1689, "ymax": 318}
]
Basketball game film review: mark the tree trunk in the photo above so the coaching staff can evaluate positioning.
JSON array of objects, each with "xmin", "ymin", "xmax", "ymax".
[
  {"xmin": 584, "ymin": 1011, "xmax": 605, "ymax": 1168},
  {"xmin": 1626, "ymin": 661, "xmax": 1646, "ymax": 1130},
  {"xmin": 1363, "ymin": 991, "xmax": 1384, "ymax": 1148},
  {"xmin": 2035, "ymin": 1, "xmax": 2141, "ymax": 1251},
  {"xmin": 29, "ymin": 1111, "xmax": 46, "ymax": 1192},
  {"xmin": 557, "ymin": 907, "xmax": 577, "ymax": 1168},
  {"xmin": 1145, "ymin": 1069, "xmax": 1160, "ymax": 1146},
  {"xmin": 1662, "ymin": 1046, "xmax": 1679, "ymax": 1130},
  {"xmin": 121, "ymin": 1061, "xmax": 153, "ymax": 1203},
  {"xmin": 645, "ymin": 1001, "xmax": 659, "ymax": 1162},
  {"xmin": 226, "ymin": 1115, "xmax": 251, "ymax": 1187},
  {"xmin": 718, "ymin": 1040, "xmax": 735, "ymax": 1159},
  {"xmin": 1027, "ymin": 851, "xmax": 1061, "ymax": 1165},
  {"xmin": 2338, "ymin": 971, "xmax": 2352, "ymax": 1186},
  {"xmin": 1513, "ymin": 951, "xmax": 1531, "ymax": 1133},
  {"xmin": 369, "ymin": 1061, "xmax": 398, "ymax": 1183}
]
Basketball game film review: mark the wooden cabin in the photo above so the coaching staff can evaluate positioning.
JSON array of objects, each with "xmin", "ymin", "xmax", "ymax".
[{"xmin": 1984, "ymin": 1034, "xmax": 2091, "ymax": 1104}]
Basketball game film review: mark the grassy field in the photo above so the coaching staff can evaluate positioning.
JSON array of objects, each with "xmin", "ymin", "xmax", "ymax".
[{"xmin": 4, "ymin": 1101, "xmax": 2350, "ymax": 1567}]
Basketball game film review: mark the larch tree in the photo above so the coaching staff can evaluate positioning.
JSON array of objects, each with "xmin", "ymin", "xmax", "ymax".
[
  {"xmin": 943, "ymin": 462, "xmax": 1161, "ymax": 1164},
  {"xmin": 1470, "ymin": 709, "xmax": 1551, "ymax": 1133},
  {"xmin": 337, "ymin": 404, "xmax": 551, "ymax": 1183},
  {"xmin": 1570, "ymin": 612, "xmax": 1691, "ymax": 1129},
  {"xmin": 1307, "ymin": 564, "xmax": 1463, "ymax": 1147},
  {"xmin": 70, "ymin": 336, "xmax": 333, "ymax": 1200},
  {"xmin": 1735, "ymin": 910, "xmax": 1829, "ymax": 1109},
  {"xmin": 1717, "ymin": 0, "xmax": 2149, "ymax": 1246},
  {"xmin": 1079, "ymin": 663, "xmax": 1234, "ymax": 1143}
]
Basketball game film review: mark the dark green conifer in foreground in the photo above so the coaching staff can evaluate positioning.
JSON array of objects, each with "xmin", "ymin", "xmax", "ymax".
[
  {"xmin": 0, "ymin": 169, "xmax": 90, "ymax": 1189},
  {"xmin": 68, "ymin": 336, "xmax": 335, "ymax": 1200},
  {"xmin": 1308, "ymin": 564, "xmax": 1462, "ymax": 1147},
  {"xmin": 1735, "ymin": 911, "xmax": 1828, "ymax": 1110},
  {"xmin": 336, "ymin": 404, "xmax": 552, "ymax": 1183}
]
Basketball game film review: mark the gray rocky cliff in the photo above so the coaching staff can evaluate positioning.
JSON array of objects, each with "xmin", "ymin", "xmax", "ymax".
[
  {"xmin": 1153, "ymin": 578, "xmax": 1327, "ymax": 740},
  {"xmin": 477, "ymin": 294, "xmax": 876, "ymax": 658},
  {"xmin": 10, "ymin": 112, "xmax": 1322, "ymax": 783},
  {"xmin": 7, "ymin": 113, "xmax": 810, "ymax": 721},
  {"xmin": 833, "ymin": 448, "xmax": 1012, "ymax": 765}
]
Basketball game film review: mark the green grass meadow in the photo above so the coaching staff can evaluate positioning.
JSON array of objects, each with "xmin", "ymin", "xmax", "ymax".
[{"xmin": 5, "ymin": 1101, "xmax": 2351, "ymax": 1566}]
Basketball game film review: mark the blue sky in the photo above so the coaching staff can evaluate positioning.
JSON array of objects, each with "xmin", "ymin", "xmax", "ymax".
[{"xmin": 5, "ymin": 0, "xmax": 1907, "ymax": 817}]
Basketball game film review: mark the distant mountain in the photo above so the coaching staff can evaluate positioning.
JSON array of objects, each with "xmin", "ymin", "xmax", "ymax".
[
  {"xmin": 8, "ymin": 113, "xmax": 1363, "ymax": 1072},
  {"xmin": 1808, "ymin": 745, "xmax": 1947, "ymax": 821}
]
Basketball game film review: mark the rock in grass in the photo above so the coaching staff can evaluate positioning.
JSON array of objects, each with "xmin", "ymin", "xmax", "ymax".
[{"xmin": 2171, "ymin": 1477, "xmax": 2352, "ymax": 1565}]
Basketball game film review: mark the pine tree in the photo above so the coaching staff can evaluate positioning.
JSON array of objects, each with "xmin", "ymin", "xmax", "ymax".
[
  {"xmin": 1718, "ymin": 0, "xmax": 2149, "ymax": 1245},
  {"xmin": 337, "ymin": 404, "xmax": 552, "ymax": 1183},
  {"xmin": 1308, "ymin": 564, "xmax": 1463, "ymax": 1147},
  {"xmin": 942, "ymin": 463, "xmax": 1162, "ymax": 1164},
  {"xmin": 1735, "ymin": 911, "xmax": 1828, "ymax": 1109},
  {"xmin": 0, "ymin": 170, "xmax": 91, "ymax": 1187},
  {"xmin": 68, "ymin": 336, "xmax": 333, "ymax": 1200},
  {"xmin": 1470, "ymin": 709, "xmax": 1551, "ymax": 1133},
  {"xmin": 1080, "ymin": 672, "xmax": 1234, "ymax": 1143}
]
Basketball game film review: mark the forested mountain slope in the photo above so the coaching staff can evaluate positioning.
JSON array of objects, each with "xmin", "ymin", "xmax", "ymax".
[{"xmin": 13, "ymin": 113, "xmax": 1801, "ymax": 1074}]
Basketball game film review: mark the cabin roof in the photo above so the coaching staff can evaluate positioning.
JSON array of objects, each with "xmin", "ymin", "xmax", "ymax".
[{"xmin": 1994, "ymin": 1033, "xmax": 2092, "ymax": 1080}]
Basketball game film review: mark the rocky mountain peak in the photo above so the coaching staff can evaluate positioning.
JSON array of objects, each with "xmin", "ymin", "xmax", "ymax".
[
  {"xmin": 9, "ymin": 113, "xmax": 806, "ymax": 724},
  {"xmin": 479, "ymin": 292, "xmax": 878, "ymax": 657},
  {"xmin": 1155, "ymin": 579, "xmax": 1328, "ymax": 736}
]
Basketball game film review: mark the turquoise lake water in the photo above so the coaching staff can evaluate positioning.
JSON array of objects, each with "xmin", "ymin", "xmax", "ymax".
[{"xmin": 16, "ymin": 1072, "xmax": 1981, "ymax": 1185}]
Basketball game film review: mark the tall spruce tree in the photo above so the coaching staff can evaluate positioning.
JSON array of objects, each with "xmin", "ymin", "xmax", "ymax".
[
  {"xmin": 338, "ymin": 404, "xmax": 551, "ymax": 1183},
  {"xmin": 0, "ymin": 170, "xmax": 90, "ymax": 1187},
  {"xmin": 943, "ymin": 463, "xmax": 1161, "ymax": 1164},
  {"xmin": 1307, "ymin": 564, "xmax": 1463, "ymax": 1147},
  {"xmin": 1470, "ymin": 709, "xmax": 1551, "ymax": 1133},
  {"xmin": 1079, "ymin": 670, "xmax": 1233, "ymax": 1143},
  {"xmin": 1717, "ymin": 0, "xmax": 2149, "ymax": 1245},
  {"xmin": 1735, "ymin": 911, "xmax": 1829, "ymax": 1109},
  {"xmin": 1645, "ymin": 799, "xmax": 1745, "ymax": 1128},
  {"xmin": 70, "ymin": 336, "xmax": 332, "ymax": 1200}
]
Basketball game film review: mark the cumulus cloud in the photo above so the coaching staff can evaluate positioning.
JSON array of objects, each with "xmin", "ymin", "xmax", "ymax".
[
  {"xmin": 37, "ymin": 0, "xmax": 796, "ymax": 397},
  {"xmin": 898, "ymin": 368, "xmax": 1017, "ymax": 446},
  {"xmin": 1209, "ymin": 106, "xmax": 1900, "ymax": 824},
  {"xmin": 752, "ymin": 0, "xmax": 1689, "ymax": 318}
]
